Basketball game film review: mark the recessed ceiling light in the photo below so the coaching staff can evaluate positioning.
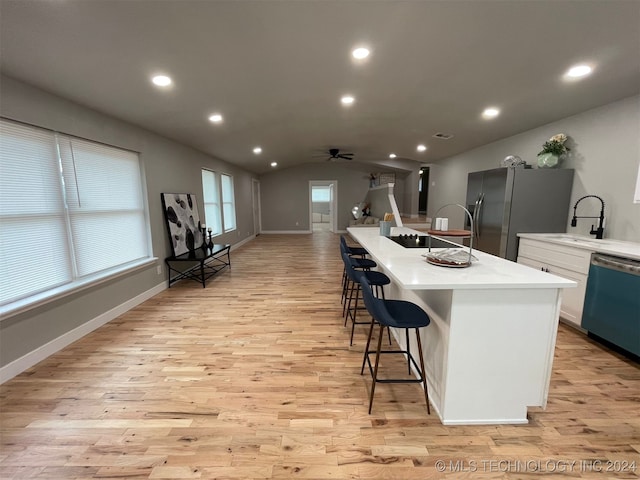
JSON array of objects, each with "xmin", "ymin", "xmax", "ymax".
[
  {"xmin": 270, "ymin": 162, "xmax": 278, "ymax": 167},
  {"xmin": 565, "ymin": 64, "xmax": 593, "ymax": 79},
  {"xmin": 151, "ymin": 75, "xmax": 172, "ymax": 87},
  {"xmin": 482, "ymin": 107, "xmax": 500, "ymax": 119},
  {"xmin": 352, "ymin": 47, "xmax": 370, "ymax": 60},
  {"xmin": 253, "ymin": 147, "xmax": 262, "ymax": 154},
  {"xmin": 208, "ymin": 113, "xmax": 223, "ymax": 123},
  {"xmin": 389, "ymin": 153, "xmax": 397, "ymax": 159},
  {"xmin": 417, "ymin": 144, "xmax": 427, "ymax": 152},
  {"xmin": 341, "ymin": 95, "xmax": 355, "ymax": 105}
]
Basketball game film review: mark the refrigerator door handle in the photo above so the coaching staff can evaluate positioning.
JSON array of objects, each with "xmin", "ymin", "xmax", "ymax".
[{"xmin": 474, "ymin": 193, "xmax": 484, "ymax": 238}]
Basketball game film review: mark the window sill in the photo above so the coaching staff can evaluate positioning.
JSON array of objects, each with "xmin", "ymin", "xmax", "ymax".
[{"xmin": 0, "ymin": 257, "xmax": 158, "ymax": 321}]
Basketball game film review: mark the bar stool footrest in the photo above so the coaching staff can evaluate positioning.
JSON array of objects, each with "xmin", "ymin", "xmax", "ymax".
[{"xmin": 363, "ymin": 349, "xmax": 425, "ymax": 383}]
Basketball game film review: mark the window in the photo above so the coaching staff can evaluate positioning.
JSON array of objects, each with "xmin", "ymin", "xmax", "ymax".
[
  {"xmin": 0, "ymin": 118, "xmax": 150, "ymax": 309},
  {"xmin": 201, "ymin": 170, "xmax": 237, "ymax": 234},
  {"xmin": 221, "ymin": 174, "xmax": 236, "ymax": 232},
  {"xmin": 312, "ymin": 186, "xmax": 331, "ymax": 202},
  {"xmin": 201, "ymin": 169, "xmax": 222, "ymax": 235}
]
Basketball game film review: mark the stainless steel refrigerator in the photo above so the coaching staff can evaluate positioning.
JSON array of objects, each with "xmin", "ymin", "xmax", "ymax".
[{"xmin": 465, "ymin": 167, "xmax": 574, "ymax": 261}]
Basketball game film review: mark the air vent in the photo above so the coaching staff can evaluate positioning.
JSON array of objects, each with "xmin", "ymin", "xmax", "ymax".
[{"xmin": 433, "ymin": 132, "xmax": 454, "ymax": 140}]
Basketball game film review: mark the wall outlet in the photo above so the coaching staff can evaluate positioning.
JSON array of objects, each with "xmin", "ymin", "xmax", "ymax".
[{"xmin": 156, "ymin": 265, "xmax": 162, "ymax": 275}]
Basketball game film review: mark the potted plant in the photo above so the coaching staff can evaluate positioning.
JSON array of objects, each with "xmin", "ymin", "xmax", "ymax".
[{"xmin": 537, "ymin": 133, "xmax": 570, "ymax": 168}]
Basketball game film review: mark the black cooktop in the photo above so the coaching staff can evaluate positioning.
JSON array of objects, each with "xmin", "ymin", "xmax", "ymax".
[{"xmin": 389, "ymin": 234, "xmax": 460, "ymax": 249}]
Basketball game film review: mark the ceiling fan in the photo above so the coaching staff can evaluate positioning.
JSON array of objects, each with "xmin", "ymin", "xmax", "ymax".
[{"xmin": 324, "ymin": 148, "xmax": 354, "ymax": 161}]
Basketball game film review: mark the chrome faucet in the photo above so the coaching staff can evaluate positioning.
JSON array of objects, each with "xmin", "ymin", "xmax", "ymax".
[{"xmin": 570, "ymin": 195, "xmax": 605, "ymax": 239}]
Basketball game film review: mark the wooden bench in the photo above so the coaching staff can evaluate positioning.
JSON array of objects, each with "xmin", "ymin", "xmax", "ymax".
[{"xmin": 165, "ymin": 244, "xmax": 231, "ymax": 288}]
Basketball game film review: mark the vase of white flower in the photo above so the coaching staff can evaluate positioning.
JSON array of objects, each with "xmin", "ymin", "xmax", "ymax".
[
  {"xmin": 537, "ymin": 133, "xmax": 570, "ymax": 168},
  {"xmin": 537, "ymin": 152, "xmax": 560, "ymax": 168}
]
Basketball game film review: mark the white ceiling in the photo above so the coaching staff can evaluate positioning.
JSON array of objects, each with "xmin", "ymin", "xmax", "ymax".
[{"xmin": 1, "ymin": 0, "xmax": 639, "ymax": 174}]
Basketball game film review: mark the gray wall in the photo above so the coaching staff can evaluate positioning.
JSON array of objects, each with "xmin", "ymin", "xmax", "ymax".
[
  {"xmin": 0, "ymin": 75, "xmax": 257, "ymax": 367},
  {"xmin": 427, "ymin": 95, "xmax": 640, "ymax": 242},
  {"xmin": 396, "ymin": 170, "xmax": 420, "ymax": 218},
  {"xmin": 259, "ymin": 162, "xmax": 372, "ymax": 231}
]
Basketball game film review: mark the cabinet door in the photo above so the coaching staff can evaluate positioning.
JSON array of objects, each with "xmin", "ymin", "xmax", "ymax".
[
  {"xmin": 517, "ymin": 255, "xmax": 587, "ymax": 328},
  {"xmin": 546, "ymin": 265, "xmax": 587, "ymax": 327}
]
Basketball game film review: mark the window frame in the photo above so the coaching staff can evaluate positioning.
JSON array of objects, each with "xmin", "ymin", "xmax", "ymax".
[
  {"xmin": 202, "ymin": 169, "xmax": 237, "ymax": 235},
  {"xmin": 201, "ymin": 168, "xmax": 223, "ymax": 236},
  {"xmin": 221, "ymin": 173, "xmax": 237, "ymax": 233}
]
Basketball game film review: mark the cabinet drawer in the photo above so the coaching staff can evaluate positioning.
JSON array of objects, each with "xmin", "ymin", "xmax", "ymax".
[{"xmin": 518, "ymin": 239, "xmax": 592, "ymax": 274}]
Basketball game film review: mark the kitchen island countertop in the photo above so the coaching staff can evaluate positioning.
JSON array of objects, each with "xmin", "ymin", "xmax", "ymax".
[{"xmin": 348, "ymin": 227, "xmax": 576, "ymax": 290}]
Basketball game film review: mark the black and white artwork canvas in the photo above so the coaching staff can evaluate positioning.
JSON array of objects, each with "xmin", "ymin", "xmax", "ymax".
[{"xmin": 161, "ymin": 193, "xmax": 205, "ymax": 256}]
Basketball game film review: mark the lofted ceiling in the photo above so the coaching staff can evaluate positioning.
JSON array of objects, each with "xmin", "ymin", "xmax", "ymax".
[{"xmin": 1, "ymin": 0, "xmax": 639, "ymax": 174}]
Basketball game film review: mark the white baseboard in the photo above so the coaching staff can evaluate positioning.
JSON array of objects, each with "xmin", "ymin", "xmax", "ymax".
[
  {"xmin": 260, "ymin": 230, "xmax": 312, "ymax": 234},
  {"xmin": 231, "ymin": 235, "xmax": 255, "ymax": 250},
  {"xmin": 0, "ymin": 281, "xmax": 167, "ymax": 384}
]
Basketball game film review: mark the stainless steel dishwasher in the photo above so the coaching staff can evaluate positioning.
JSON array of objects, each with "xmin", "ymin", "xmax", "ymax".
[{"xmin": 582, "ymin": 254, "xmax": 640, "ymax": 358}]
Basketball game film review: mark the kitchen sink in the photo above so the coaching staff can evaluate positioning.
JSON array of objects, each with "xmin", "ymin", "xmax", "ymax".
[{"xmin": 539, "ymin": 234, "xmax": 621, "ymax": 249}]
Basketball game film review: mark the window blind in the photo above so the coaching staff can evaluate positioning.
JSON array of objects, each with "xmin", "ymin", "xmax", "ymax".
[
  {"xmin": 0, "ymin": 121, "xmax": 72, "ymax": 304},
  {"xmin": 58, "ymin": 137, "xmax": 147, "ymax": 277},
  {"xmin": 202, "ymin": 169, "xmax": 222, "ymax": 235},
  {"xmin": 0, "ymin": 118, "xmax": 150, "ymax": 307},
  {"xmin": 221, "ymin": 173, "xmax": 236, "ymax": 231}
]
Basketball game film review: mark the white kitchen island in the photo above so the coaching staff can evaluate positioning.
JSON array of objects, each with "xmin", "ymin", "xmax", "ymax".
[{"xmin": 348, "ymin": 226, "xmax": 576, "ymax": 425}]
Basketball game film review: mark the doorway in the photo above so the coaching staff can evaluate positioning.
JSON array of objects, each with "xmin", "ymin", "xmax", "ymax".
[
  {"xmin": 418, "ymin": 167, "xmax": 429, "ymax": 215},
  {"xmin": 309, "ymin": 180, "xmax": 337, "ymax": 233},
  {"xmin": 252, "ymin": 179, "xmax": 261, "ymax": 236}
]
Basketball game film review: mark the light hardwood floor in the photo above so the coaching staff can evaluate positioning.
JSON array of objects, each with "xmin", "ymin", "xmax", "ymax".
[{"xmin": 1, "ymin": 231, "xmax": 639, "ymax": 479}]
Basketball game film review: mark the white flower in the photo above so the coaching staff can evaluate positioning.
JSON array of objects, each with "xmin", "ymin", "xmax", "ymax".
[{"xmin": 550, "ymin": 133, "xmax": 567, "ymax": 144}]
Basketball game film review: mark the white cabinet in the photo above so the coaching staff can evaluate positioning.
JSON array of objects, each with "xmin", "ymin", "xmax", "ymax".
[{"xmin": 517, "ymin": 238, "xmax": 593, "ymax": 327}]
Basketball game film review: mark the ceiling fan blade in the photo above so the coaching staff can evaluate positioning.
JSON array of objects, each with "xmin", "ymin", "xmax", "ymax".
[{"xmin": 338, "ymin": 154, "xmax": 353, "ymax": 160}]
